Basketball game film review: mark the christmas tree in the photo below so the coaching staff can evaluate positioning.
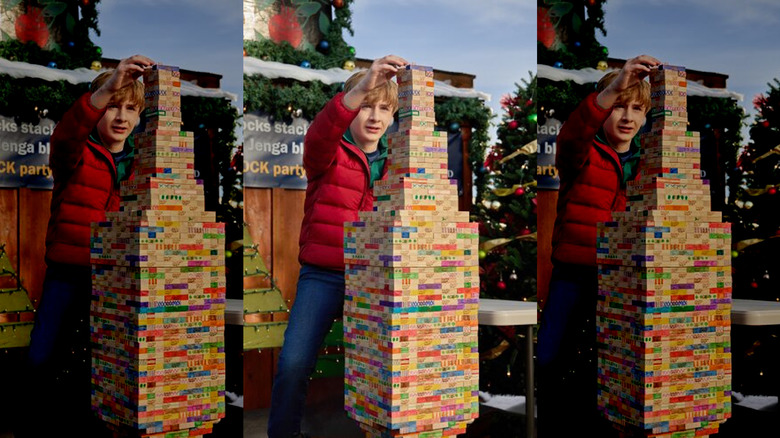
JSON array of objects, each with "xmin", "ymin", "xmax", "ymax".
[
  {"xmin": 731, "ymin": 80, "xmax": 780, "ymax": 301},
  {"xmin": 473, "ymin": 75, "xmax": 537, "ymax": 430},
  {"xmin": 728, "ymin": 80, "xmax": 780, "ymax": 398}
]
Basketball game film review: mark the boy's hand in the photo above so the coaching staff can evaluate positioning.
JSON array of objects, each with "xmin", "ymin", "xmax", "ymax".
[
  {"xmin": 343, "ymin": 55, "xmax": 409, "ymax": 110},
  {"xmin": 90, "ymin": 54, "xmax": 155, "ymax": 109},
  {"xmin": 597, "ymin": 55, "xmax": 660, "ymax": 109}
]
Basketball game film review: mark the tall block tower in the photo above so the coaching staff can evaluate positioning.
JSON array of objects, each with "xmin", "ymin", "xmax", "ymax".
[
  {"xmin": 596, "ymin": 65, "xmax": 732, "ymax": 437},
  {"xmin": 343, "ymin": 65, "xmax": 479, "ymax": 438},
  {"xmin": 90, "ymin": 65, "xmax": 226, "ymax": 437}
]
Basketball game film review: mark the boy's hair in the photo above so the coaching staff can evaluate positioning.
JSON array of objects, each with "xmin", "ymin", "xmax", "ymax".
[
  {"xmin": 344, "ymin": 70, "xmax": 398, "ymax": 111},
  {"xmin": 597, "ymin": 70, "xmax": 651, "ymax": 113},
  {"xmin": 90, "ymin": 71, "xmax": 145, "ymax": 109}
]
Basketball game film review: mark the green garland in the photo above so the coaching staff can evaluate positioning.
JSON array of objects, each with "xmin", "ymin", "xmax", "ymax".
[
  {"xmin": 0, "ymin": 73, "xmax": 88, "ymax": 122},
  {"xmin": 244, "ymin": 0, "xmax": 355, "ymax": 70},
  {"xmin": 537, "ymin": 0, "xmax": 608, "ymax": 70},
  {"xmin": 0, "ymin": 0, "xmax": 103, "ymax": 69},
  {"xmin": 243, "ymin": 75, "xmax": 342, "ymax": 121},
  {"xmin": 434, "ymin": 96, "xmax": 493, "ymax": 205}
]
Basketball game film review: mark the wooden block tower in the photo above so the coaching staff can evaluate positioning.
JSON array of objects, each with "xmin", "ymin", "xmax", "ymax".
[
  {"xmin": 343, "ymin": 65, "xmax": 479, "ymax": 438},
  {"xmin": 90, "ymin": 65, "xmax": 226, "ymax": 437},
  {"xmin": 596, "ymin": 65, "xmax": 732, "ymax": 437}
]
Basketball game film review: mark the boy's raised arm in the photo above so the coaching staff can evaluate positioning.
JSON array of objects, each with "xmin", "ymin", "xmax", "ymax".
[
  {"xmin": 596, "ymin": 55, "xmax": 660, "ymax": 110},
  {"xmin": 555, "ymin": 92, "xmax": 613, "ymax": 175},
  {"xmin": 342, "ymin": 55, "xmax": 407, "ymax": 110},
  {"xmin": 50, "ymin": 55, "xmax": 155, "ymax": 176},
  {"xmin": 90, "ymin": 55, "xmax": 154, "ymax": 110},
  {"xmin": 303, "ymin": 55, "xmax": 408, "ymax": 179},
  {"xmin": 50, "ymin": 93, "xmax": 106, "ymax": 176}
]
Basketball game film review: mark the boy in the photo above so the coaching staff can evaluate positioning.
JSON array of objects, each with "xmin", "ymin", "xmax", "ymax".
[
  {"xmin": 19, "ymin": 55, "xmax": 154, "ymax": 437},
  {"xmin": 537, "ymin": 55, "xmax": 660, "ymax": 436},
  {"xmin": 267, "ymin": 54, "xmax": 408, "ymax": 438}
]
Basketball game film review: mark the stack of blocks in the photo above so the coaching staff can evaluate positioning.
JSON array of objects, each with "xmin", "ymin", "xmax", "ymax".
[
  {"xmin": 90, "ymin": 65, "xmax": 226, "ymax": 437},
  {"xmin": 596, "ymin": 65, "xmax": 732, "ymax": 437},
  {"xmin": 343, "ymin": 65, "xmax": 479, "ymax": 438}
]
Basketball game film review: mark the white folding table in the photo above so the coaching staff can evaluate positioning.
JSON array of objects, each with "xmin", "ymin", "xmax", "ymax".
[
  {"xmin": 478, "ymin": 299, "xmax": 538, "ymax": 438},
  {"xmin": 732, "ymin": 299, "xmax": 780, "ymax": 326}
]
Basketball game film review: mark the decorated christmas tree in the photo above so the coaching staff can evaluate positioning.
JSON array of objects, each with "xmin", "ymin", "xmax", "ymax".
[
  {"xmin": 472, "ymin": 75, "xmax": 537, "ymax": 433},
  {"xmin": 728, "ymin": 79, "xmax": 780, "ymax": 397},
  {"xmin": 731, "ymin": 81, "xmax": 780, "ymax": 300}
]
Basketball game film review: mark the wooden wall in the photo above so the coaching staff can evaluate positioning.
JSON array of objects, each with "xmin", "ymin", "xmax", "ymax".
[
  {"xmin": 243, "ymin": 187, "xmax": 305, "ymax": 409},
  {"xmin": 0, "ymin": 188, "xmax": 51, "ymax": 305},
  {"xmin": 536, "ymin": 190, "xmax": 557, "ymax": 309}
]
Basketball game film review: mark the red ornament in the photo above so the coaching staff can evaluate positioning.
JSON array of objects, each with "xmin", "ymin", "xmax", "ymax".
[
  {"xmin": 515, "ymin": 187, "xmax": 525, "ymax": 196},
  {"xmin": 520, "ymin": 228, "xmax": 532, "ymax": 236},
  {"xmin": 768, "ymin": 187, "xmax": 777, "ymax": 195},
  {"xmin": 537, "ymin": 7, "xmax": 556, "ymax": 49},
  {"xmin": 508, "ymin": 120, "xmax": 519, "ymax": 130},
  {"xmin": 762, "ymin": 120, "xmax": 771, "ymax": 128},
  {"xmin": 497, "ymin": 281, "xmax": 507, "ymax": 290},
  {"xmin": 269, "ymin": 6, "xmax": 303, "ymax": 48},
  {"xmin": 526, "ymin": 99, "xmax": 533, "ymax": 107},
  {"xmin": 15, "ymin": 7, "xmax": 49, "ymax": 49},
  {"xmin": 333, "ymin": 0, "xmax": 345, "ymax": 8},
  {"xmin": 751, "ymin": 281, "xmax": 759, "ymax": 288}
]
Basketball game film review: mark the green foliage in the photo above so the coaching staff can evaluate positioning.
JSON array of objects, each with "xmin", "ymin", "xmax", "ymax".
[
  {"xmin": 181, "ymin": 96, "xmax": 242, "ymax": 237},
  {"xmin": 476, "ymin": 77, "xmax": 538, "ymax": 398},
  {"xmin": 537, "ymin": 0, "xmax": 608, "ymax": 70},
  {"xmin": 538, "ymin": 77, "xmax": 595, "ymax": 123},
  {"xmin": 476, "ymin": 74, "xmax": 537, "ymax": 302},
  {"xmin": 243, "ymin": 75, "xmax": 342, "ymax": 121},
  {"xmin": 730, "ymin": 79, "xmax": 780, "ymax": 303},
  {"xmin": 0, "ymin": 0, "xmax": 103, "ymax": 69},
  {"xmin": 434, "ymin": 96, "xmax": 493, "ymax": 203},
  {"xmin": 0, "ymin": 73, "xmax": 88, "ymax": 122},
  {"xmin": 244, "ymin": 0, "xmax": 354, "ymax": 70}
]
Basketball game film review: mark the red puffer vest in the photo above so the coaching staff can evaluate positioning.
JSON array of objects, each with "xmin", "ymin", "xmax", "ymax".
[
  {"xmin": 45, "ymin": 92, "xmax": 130, "ymax": 267},
  {"xmin": 552, "ymin": 92, "xmax": 640, "ymax": 267},
  {"xmin": 298, "ymin": 92, "xmax": 388, "ymax": 271}
]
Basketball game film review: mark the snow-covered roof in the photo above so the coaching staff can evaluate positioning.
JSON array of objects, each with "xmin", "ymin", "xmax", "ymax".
[
  {"xmin": 244, "ymin": 56, "xmax": 491, "ymax": 101},
  {"xmin": 538, "ymin": 64, "xmax": 743, "ymax": 101},
  {"xmin": 0, "ymin": 57, "xmax": 237, "ymax": 101}
]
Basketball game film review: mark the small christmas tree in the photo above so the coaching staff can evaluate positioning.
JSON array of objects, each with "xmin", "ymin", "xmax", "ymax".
[
  {"xmin": 0, "ymin": 244, "xmax": 35, "ymax": 349},
  {"xmin": 243, "ymin": 225, "xmax": 289, "ymax": 351}
]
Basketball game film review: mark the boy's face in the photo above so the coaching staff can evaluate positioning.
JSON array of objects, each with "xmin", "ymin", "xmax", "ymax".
[
  {"xmin": 349, "ymin": 100, "xmax": 395, "ymax": 150},
  {"xmin": 603, "ymin": 98, "xmax": 646, "ymax": 152},
  {"xmin": 96, "ymin": 99, "xmax": 140, "ymax": 150}
]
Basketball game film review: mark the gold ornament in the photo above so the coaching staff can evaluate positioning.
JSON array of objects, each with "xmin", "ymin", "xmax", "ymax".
[
  {"xmin": 343, "ymin": 60, "xmax": 356, "ymax": 71},
  {"xmin": 90, "ymin": 60, "xmax": 102, "ymax": 71},
  {"xmin": 597, "ymin": 60, "xmax": 608, "ymax": 71}
]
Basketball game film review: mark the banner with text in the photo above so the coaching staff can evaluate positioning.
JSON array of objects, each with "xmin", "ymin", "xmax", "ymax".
[
  {"xmin": 537, "ymin": 118, "xmax": 561, "ymax": 190},
  {"xmin": 0, "ymin": 116, "xmax": 55, "ymax": 189},
  {"xmin": 244, "ymin": 111, "xmax": 308, "ymax": 190}
]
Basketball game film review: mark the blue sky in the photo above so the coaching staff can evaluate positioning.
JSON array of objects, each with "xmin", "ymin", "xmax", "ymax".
[
  {"xmin": 93, "ymin": 0, "xmax": 243, "ymax": 108},
  {"xmin": 348, "ymin": 0, "xmax": 537, "ymax": 143},
  {"xmin": 600, "ymin": 0, "xmax": 780, "ymax": 142}
]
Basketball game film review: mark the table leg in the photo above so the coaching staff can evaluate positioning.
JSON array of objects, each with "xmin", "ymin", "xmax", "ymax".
[{"xmin": 526, "ymin": 324, "xmax": 534, "ymax": 438}]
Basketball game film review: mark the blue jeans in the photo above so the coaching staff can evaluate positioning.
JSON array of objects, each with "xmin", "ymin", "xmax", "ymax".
[
  {"xmin": 267, "ymin": 264, "xmax": 346, "ymax": 438},
  {"xmin": 537, "ymin": 263, "xmax": 616, "ymax": 437}
]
